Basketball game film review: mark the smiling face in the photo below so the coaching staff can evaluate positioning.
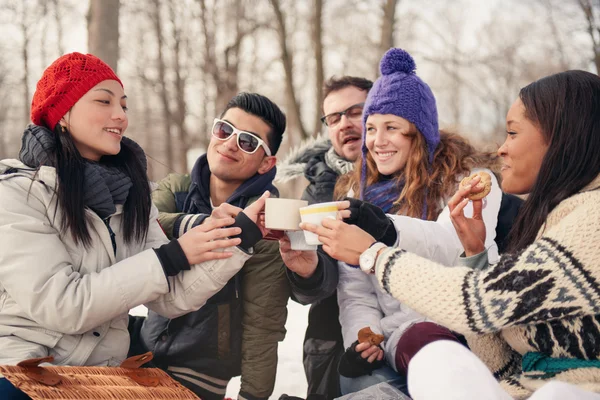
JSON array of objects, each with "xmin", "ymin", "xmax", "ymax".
[
  {"xmin": 323, "ymin": 86, "xmax": 368, "ymax": 162},
  {"xmin": 498, "ymin": 98, "xmax": 549, "ymax": 194},
  {"xmin": 365, "ymin": 113, "xmax": 414, "ymax": 176},
  {"xmin": 207, "ymin": 107, "xmax": 276, "ymax": 186},
  {"xmin": 60, "ymin": 80, "xmax": 128, "ymax": 161}
]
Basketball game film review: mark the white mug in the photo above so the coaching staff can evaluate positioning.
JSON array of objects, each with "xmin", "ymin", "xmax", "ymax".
[
  {"xmin": 265, "ymin": 198, "xmax": 308, "ymax": 231},
  {"xmin": 299, "ymin": 202, "xmax": 339, "ymax": 245}
]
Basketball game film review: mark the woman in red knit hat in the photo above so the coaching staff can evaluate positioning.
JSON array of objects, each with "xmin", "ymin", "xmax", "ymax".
[{"xmin": 0, "ymin": 53, "xmax": 268, "ymax": 398}]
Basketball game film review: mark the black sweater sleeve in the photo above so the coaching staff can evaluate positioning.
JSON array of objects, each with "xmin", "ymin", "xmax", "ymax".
[{"xmin": 287, "ymin": 249, "xmax": 339, "ymax": 305}]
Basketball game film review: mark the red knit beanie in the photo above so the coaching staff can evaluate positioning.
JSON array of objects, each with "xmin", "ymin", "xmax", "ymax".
[{"xmin": 31, "ymin": 52, "xmax": 123, "ymax": 130}]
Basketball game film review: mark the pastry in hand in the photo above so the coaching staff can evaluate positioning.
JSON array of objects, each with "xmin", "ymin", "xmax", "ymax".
[
  {"xmin": 357, "ymin": 327, "xmax": 384, "ymax": 346},
  {"xmin": 460, "ymin": 171, "xmax": 492, "ymax": 200}
]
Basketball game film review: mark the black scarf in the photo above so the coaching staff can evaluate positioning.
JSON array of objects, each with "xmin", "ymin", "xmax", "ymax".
[
  {"xmin": 19, "ymin": 124, "xmax": 143, "ymax": 219},
  {"xmin": 183, "ymin": 154, "xmax": 278, "ymax": 214}
]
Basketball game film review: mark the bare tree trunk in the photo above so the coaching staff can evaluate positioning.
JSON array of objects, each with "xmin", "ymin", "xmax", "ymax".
[
  {"xmin": 87, "ymin": 0, "xmax": 120, "ymax": 71},
  {"xmin": 450, "ymin": 53, "xmax": 461, "ymax": 126},
  {"xmin": 248, "ymin": 31, "xmax": 259, "ymax": 93},
  {"xmin": 199, "ymin": 0, "xmax": 223, "ymax": 111},
  {"xmin": 20, "ymin": 8, "xmax": 30, "ymax": 124},
  {"xmin": 169, "ymin": 1, "xmax": 190, "ymax": 173},
  {"xmin": 544, "ymin": 0, "xmax": 569, "ymax": 70},
  {"xmin": 198, "ymin": 0, "xmax": 241, "ymax": 112},
  {"xmin": 578, "ymin": 0, "xmax": 600, "ymax": 74},
  {"xmin": 140, "ymin": 75, "xmax": 156, "ymax": 179},
  {"xmin": 52, "ymin": 0, "xmax": 65, "ymax": 55},
  {"xmin": 151, "ymin": 0, "xmax": 174, "ymax": 171},
  {"xmin": 270, "ymin": 0, "xmax": 308, "ymax": 139},
  {"xmin": 375, "ymin": 0, "xmax": 399, "ymax": 76},
  {"xmin": 39, "ymin": 0, "xmax": 49, "ymax": 67},
  {"xmin": 218, "ymin": 0, "xmax": 242, "ymax": 111},
  {"xmin": 312, "ymin": 0, "xmax": 324, "ymax": 137},
  {"xmin": 199, "ymin": 73, "xmax": 211, "ymax": 150}
]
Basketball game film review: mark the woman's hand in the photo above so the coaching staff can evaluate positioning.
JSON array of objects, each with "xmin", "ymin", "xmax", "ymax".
[
  {"xmin": 178, "ymin": 217, "xmax": 242, "ymax": 265},
  {"xmin": 448, "ymin": 175, "xmax": 487, "ymax": 256},
  {"xmin": 279, "ymin": 235, "xmax": 318, "ymax": 278},
  {"xmin": 242, "ymin": 191, "xmax": 271, "ymax": 237},
  {"xmin": 204, "ymin": 203, "xmax": 243, "ymax": 226},
  {"xmin": 338, "ymin": 340, "xmax": 385, "ymax": 378},
  {"xmin": 355, "ymin": 342, "xmax": 384, "ymax": 363},
  {"xmin": 300, "ymin": 218, "xmax": 375, "ymax": 265}
]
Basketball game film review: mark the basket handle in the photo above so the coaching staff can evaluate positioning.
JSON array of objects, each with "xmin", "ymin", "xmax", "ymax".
[
  {"xmin": 120, "ymin": 352, "xmax": 161, "ymax": 387},
  {"xmin": 17, "ymin": 356, "xmax": 62, "ymax": 386}
]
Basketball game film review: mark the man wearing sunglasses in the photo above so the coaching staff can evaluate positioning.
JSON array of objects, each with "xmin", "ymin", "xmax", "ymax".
[
  {"xmin": 277, "ymin": 76, "xmax": 373, "ymax": 399},
  {"xmin": 132, "ymin": 93, "xmax": 336, "ymax": 400}
]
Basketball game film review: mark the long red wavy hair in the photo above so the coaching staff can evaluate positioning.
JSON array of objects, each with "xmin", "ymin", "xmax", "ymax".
[{"xmin": 334, "ymin": 129, "xmax": 498, "ymax": 220}]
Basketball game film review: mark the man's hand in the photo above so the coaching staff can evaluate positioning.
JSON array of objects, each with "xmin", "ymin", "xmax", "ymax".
[
  {"xmin": 279, "ymin": 235, "xmax": 318, "ymax": 278},
  {"xmin": 203, "ymin": 203, "xmax": 243, "ymax": 226},
  {"xmin": 242, "ymin": 191, "xmax": 271, "ymax": 237},
  {"xmin": 300, "ymin": 218, "xmax": 375, "ymax": 265}
]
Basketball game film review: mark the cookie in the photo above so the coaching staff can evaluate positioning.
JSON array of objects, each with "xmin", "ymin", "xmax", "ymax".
[
  {"xmin": 460, "ymin": 171, "xmax": 492, "ymax": 200},
  {"xmin": 357, "ymin": 327, "xmax": 384, "ymax": 346}
]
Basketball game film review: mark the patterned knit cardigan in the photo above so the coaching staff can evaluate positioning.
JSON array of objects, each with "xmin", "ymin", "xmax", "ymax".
[{"xmin": 375, "ymin": 174, "xmax": 600, "ymax": 399}]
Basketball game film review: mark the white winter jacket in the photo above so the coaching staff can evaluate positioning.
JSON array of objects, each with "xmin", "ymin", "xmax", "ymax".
[
  {"xmin": 0, "ymin": 159, "xmax": 251, "ymax": 367},
  {"xmin": 337, "ymin": 168, "xmax": 502, "ymax": 371}
]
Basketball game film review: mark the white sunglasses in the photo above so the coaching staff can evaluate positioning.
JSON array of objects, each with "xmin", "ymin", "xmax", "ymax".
[{"xmin": 211, "ymin": 118, "xmax": 272, "ymax": 156}]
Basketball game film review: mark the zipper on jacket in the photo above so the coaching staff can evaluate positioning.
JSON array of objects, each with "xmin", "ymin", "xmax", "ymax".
[{"xmin": 104, "ymin": 217, "xmax": 117, "ymax": 256}]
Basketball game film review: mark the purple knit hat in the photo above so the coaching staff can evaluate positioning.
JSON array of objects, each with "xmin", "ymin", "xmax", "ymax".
[{"xmin": 359, "ymin": 48, "xmax": 439, "ymax": 218}]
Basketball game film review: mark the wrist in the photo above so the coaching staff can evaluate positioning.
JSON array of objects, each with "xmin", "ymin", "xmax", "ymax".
[
  {"xmin": 359, "ymin": 242, "xmax": 387, "ymax": 274},
  {"xmin": 291, "ymin": 258, "xmax": 323, "ymax": 288},
  {"xmin": 465, "ymin": 244, "xmax": 485, "ymax": 257},
  {"xmin": 297, "ymin": 263, "xmax": 317, "ymax": 279}
]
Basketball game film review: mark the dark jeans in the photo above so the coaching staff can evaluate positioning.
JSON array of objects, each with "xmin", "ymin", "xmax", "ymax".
[
  {"xmin": 339, "ymin": 365, "xmax": 407, "ymax": 396},
  {"xmin": 395, "ymin": 322, "xmax": 466, "ymax": 376},
  {"xmin": 303, "ymin": 292, "xmax": 344, "ymax": 399},
  {"xmin": 0, "ymin": 378, "xmax": 32, "ymax": 399}
]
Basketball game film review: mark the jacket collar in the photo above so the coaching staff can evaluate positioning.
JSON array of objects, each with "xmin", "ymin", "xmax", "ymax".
[
  {"xmin": 183, "ymin": 154, "xmax": 278, "ymax": 214},
  {"xmin": 275, "ymin": 133, "xmax": 331, "ymax": 183},
  {"xmin": 0, "ymin": 159, "xmax": 57, "ymax": 189}
]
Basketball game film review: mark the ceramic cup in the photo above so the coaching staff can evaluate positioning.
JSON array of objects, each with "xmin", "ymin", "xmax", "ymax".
[
  {"xmin": 299, "ymin": 201, "xmax": 339, "ymax": 245},
  {"xmin": 264, "ymin": 198, "xmax": 308, "ymax": 231}
]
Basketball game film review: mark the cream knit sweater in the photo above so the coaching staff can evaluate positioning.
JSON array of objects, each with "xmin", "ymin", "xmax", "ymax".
[{"xmin": 375, "ymin": 175, "xmax": 600, "ymax": 399}]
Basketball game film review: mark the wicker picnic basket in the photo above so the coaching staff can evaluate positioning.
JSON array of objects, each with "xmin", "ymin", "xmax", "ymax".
[{"xmin": 0, "ymin": 352, "xmax": 199, "ymax": 399}]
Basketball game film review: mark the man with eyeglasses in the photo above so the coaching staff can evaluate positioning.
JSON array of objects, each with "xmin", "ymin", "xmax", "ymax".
[
  {"xmin": 130, "ymin": 93, "xmax": 338, "ymax": 400},
  {"xmin": 277, "ymin": 76, "xmax": 373, "ymax": 399}
]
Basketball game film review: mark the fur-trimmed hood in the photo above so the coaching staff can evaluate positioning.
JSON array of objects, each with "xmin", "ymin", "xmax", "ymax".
[{"xmin": 275, "ymin": 133, "xmax": 331, "ymax": 183}]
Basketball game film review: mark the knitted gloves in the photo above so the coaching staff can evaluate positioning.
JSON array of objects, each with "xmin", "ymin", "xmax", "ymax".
[
  {"xmin": 338, "ymin": 340, "xmax": 385, "ymax": 378},
  {"xmin": 343, "ymin": 198, "xmax": 397, "ymax": 246}
]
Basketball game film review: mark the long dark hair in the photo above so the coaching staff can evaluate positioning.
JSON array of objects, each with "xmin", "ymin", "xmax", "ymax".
[
  {"xmin": 50, "ymin": 125, "xmax": 151, "ymax": 246},
  {"xmin": 507, "ymin": 70, "xmax": 600, "ymax": 252}
]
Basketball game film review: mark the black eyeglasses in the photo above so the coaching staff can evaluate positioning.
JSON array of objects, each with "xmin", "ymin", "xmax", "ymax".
[
  {"xmin": 211, "ymin": 119, "xmax": 272, "ymax": 156},
  {"xmin": 320, "ymin": 103, "xmax": 365, "ymax": 127}
]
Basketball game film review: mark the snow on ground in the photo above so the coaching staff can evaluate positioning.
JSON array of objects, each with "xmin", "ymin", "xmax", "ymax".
[{"xmin": 130, "ymin": 299, "xmax": 310, "ymax": 399}]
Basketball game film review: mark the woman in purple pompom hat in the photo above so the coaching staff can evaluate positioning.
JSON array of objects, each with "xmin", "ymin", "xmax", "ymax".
[{"xmin": 299, "ymin": 48, "xmax": 506, "ymax": 395}]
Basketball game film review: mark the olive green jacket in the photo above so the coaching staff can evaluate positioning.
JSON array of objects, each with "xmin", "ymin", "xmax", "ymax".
[{"xmin": 143, "ymin": 173, "xmax": 290, "ymax": 400}]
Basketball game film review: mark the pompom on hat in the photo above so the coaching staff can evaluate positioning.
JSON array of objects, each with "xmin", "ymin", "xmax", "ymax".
[{"xmin": 31, "ymin": 52, "xmax": 122, "ymax": 130}]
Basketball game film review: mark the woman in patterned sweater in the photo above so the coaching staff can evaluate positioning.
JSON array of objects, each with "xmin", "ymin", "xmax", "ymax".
[{"xmin": 303, "ymin": 70, "xmax": 600, "ymax": 399}]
